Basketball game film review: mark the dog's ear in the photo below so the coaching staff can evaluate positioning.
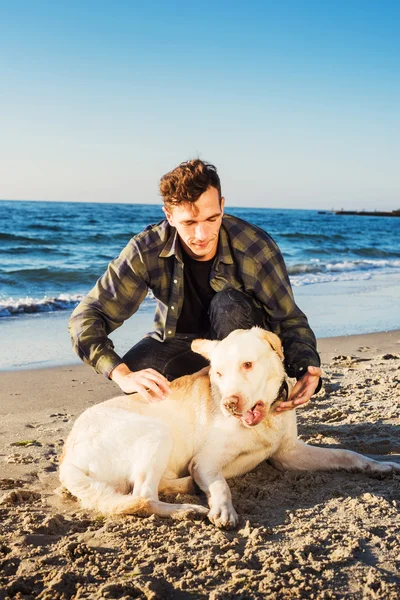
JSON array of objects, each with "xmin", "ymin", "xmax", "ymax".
[
  {"xmin": 252, "ymin": 327, "xmax": 284, "ymax": 359},
  {"xmin": 191, "ymin": 338, "xmax": 219, "ymax": 360}
]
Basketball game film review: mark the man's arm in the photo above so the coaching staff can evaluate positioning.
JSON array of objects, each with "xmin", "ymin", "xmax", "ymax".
[
  {"xmin": 69, "ymin": 239, "xmax": 171, "ymax": 400},
  {"xmin": 68, "ymin": 240, "xmax": 149, "ymax": 378},
  {"xmin": 253, "ymin": 241, "xmax": 322, "ymax": 408}
]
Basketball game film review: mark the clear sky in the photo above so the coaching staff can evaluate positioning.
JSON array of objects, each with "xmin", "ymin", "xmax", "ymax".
[{"xmin": 1, "ymin": 0, "xmax": 399, "ymax": 210}]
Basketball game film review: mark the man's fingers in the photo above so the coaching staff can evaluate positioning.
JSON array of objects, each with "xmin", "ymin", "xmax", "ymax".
[
  {"xmin": 277, "ymin": 396, "xmax": 308, "ymax": 410},
  {"xmin": 293, "ymin": 395, "xmax": 310, "ymax": 406},
  {"xmin": 275, "ymin": 367, "xmax": 322, "ymax": 415},
  {"xmin": 136, "ymin": 376, "xmax": 167, "ymax": 400},
  {"xmin": 274, "ymin": 403, "xmax": 295, "ymax": 413},
  {"xmin": 132, "ymin": 383, "xmax": 153, "ymax": 403},
  {"xmin": 142, "ymin": 369, "xmax": 171, "ymax": 394}
]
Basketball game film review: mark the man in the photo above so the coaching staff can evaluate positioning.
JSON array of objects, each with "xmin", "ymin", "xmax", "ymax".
[{"xmin": 69, "ymin": 159, "xmax": 321, "ymax": 413}]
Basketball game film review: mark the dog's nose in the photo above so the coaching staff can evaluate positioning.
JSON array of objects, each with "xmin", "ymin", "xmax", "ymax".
[{"xmin": 223, "ymin": 395, "xmax": 240, "ymax": 414}]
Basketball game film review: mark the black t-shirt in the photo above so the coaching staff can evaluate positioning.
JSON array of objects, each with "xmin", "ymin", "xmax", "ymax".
[{"xmin": 176, "ymin": 250, "xmax": 216, "ymax": 336}]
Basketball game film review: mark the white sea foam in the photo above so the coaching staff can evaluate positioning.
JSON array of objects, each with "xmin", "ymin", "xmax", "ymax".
[
  {"xmin": 0, "ymin": 291, "xmax": 156, "ymax": 318},
  {"xmin": 1, "ymin": 260, "xmax": 400, "ymax": 315},
  {"xmin": 291, "ymin": 271, "xmax": 372, "ymax": 287},
  {"xmin": 289, "ymin": 258, "xmax": 400, "ymax": 285},
  {"xmin": 0, "ymin": 294, "xmax": 84, "ymax": 317}
]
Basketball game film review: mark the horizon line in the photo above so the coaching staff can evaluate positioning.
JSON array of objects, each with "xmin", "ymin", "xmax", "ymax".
[{"xmin": 0, "ymin": 198, "xmax": 383, "ymax": 213}]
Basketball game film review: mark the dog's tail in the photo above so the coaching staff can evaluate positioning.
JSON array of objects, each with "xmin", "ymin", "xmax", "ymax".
[{"xmin": 59, "ymin": 463, "xmax": 207, "ymax": 518}]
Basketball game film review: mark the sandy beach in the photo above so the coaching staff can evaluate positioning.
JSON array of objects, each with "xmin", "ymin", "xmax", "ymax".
[{"xmin": 0, "ymin": 329, "xmax": 399, "ymax": 599}]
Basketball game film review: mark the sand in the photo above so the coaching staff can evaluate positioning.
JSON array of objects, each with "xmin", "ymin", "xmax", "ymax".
[{"xmin": 0, "ymin": 330, "xmax": 399, "ymax": 599}]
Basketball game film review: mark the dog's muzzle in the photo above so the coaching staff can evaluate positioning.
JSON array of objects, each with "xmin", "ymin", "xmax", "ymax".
[{"xmin": 223, "ymin": 395, "xmax": 242, "ymax": 416}]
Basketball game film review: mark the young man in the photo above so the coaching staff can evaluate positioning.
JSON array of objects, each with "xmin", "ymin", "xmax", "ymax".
[{"xmin": 69, "ymin": 159, "xmax": 321, "ymax": 413}]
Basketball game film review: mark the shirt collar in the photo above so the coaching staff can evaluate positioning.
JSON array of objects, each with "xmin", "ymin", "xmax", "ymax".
[
  {"xmin": 159, "ymin": 226, "xmax": 183, "ymax": 261},
  {"xmin": 216, "ymin": 223, "xmax": 234, "ymax": 266}
]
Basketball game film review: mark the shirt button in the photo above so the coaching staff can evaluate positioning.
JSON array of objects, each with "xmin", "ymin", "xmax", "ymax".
[
  {"xmin": 171, "ymin": 306, "xmax": 175, "ymax": 310},
  {"xmin": 168, "ymin": 330, "xmax": 172, "ymax": 335},
  {"xmin": 174, "ymin": 279, "xmax": 178, "ymax": 284}
]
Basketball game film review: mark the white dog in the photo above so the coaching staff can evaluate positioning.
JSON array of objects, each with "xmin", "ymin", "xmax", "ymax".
[{"xmin": 59, "ymin": 327, "xmax": 400, "ymax": 528}]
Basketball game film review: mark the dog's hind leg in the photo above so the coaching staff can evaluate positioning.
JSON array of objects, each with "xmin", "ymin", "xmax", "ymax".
[
  {"xmin": 271, "ymin": 440, "xmax": 400, "ymax": 475},
  {"xmin": 159, "ymin": 476, "xmax": 195, "ymax": 495},
  {"xmin": 128, "ymin": 430, "xmax": 207, "ymax": 518}
]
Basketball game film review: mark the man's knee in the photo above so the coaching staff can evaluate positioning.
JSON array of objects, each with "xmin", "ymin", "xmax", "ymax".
[{"xmin": 209, "ymin": 288, "xmax": 265, "ymax": 339}]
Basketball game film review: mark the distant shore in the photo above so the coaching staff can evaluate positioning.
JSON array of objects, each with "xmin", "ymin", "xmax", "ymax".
[{"xmin": 334, "ymin": 209, "xmax": 400, "ymax": 217}]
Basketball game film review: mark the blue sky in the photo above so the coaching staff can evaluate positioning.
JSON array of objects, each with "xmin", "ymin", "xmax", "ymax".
[{"xmin": 1, "ymin": 0, "xmax": 399, "ymax": 209}]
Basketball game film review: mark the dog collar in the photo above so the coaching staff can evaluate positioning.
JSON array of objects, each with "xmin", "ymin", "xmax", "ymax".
[{"xmin": 271, "ymin": 379, "xmax": 289, "ymax": 409}]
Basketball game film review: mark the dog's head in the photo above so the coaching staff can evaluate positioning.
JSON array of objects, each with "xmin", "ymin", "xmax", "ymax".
[{"xmin": 192, "ymin": 327, "xmax": 286, "ymax": 428}]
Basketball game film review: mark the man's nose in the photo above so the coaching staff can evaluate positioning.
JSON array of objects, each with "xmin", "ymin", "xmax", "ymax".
[{"xmin": 194, "ymin": 223, "xmax": 207, "ymax": 239}]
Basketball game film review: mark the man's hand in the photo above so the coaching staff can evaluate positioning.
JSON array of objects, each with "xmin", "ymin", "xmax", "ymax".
[
  {"xmin": 110, "ymin": 363, "xmax": 170, "ymax": 402},
  {"xmin": 274, "ymin": 366, "xmax": 322, "ymax": 414}
]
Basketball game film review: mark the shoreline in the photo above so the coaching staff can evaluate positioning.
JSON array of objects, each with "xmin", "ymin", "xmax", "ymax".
[
  {"xmin": 3, "ymin": 269, "xmax": 400, "ymax": 372},
  {"xmin": 1, "ymin": 328, "xmax": 399, "ymax": 375}
]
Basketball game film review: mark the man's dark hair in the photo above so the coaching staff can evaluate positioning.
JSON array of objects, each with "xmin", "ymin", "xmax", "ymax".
[{"xmin": 159, "ymin": 159, "xmax": 222, "ymax": 207}]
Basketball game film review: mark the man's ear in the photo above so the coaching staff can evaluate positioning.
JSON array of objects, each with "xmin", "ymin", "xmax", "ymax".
[
  {"xmin": 191, "ymin": 338, "xmax": 219, "ymax": 360},
  {"xmin": 162, "ymin": 205, "xmax": 174, "ymax": 227},
  {"xmin": 252, "ymin": 327, "xmax": 284, "ymax": 359},
  {"xmin": 220, "ymin": 196, "xmax": 225, "ymax": 215}
]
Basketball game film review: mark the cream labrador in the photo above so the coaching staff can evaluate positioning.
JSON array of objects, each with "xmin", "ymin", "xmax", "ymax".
[{"xmin": 59, "ymin": 327, "xmax": 400, "ymax": 528}]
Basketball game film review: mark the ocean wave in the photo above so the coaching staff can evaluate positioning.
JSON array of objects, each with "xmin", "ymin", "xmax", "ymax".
[
  {"xmin": 0, "ymin": 232, "xmax": 52, "ymax": 244},
  {"xmin": 281, "ymin": 232, "xmax": 346, "ymax": 241},
  {"xmin": 0, "ymin": 292, "xmax": 157, "ymax": 318},
  {"xmin": 27, "ymin": 223, "xmax": 64, "ymax": 232},
  {"xmin": 304, "ymin": 247, "xmax": 400, "ymax": 259},
  {"xmin": 1, "ymin": 267, "xmax": 99, "ymax": 284},
  {"xmin": 88, "ymin": 232, "xmax": 136, "ymax": 243},
  {"xmin": 0, "ymin": 246, "xmax": 72, "ymax": 256},
  {"xmin": 291, "ymin": 271, "xmax": 372, "ymax": 286},
  {"xmin": 0, "ymin": 294, "xmax": 84, "ymax": 317},
  {"xmin": 287, "ymin": 258, "xmax": 400, "ymax": 276}
]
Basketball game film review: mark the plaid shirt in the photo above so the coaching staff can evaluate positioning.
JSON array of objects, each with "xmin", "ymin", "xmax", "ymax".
[{"xmin": 69, "ymin": 214, "xmax": 320, "ymax": 379}]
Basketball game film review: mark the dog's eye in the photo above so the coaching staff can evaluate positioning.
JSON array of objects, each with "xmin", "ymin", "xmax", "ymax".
[{"xmin": 243, "ymin": 362, "xmax": 253, "ymax": 370}]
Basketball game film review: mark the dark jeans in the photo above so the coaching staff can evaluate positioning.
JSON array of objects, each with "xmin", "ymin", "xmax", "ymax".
[{"xmin": 122, "ymin": 288, "xmax": 265, "ymax": 381}]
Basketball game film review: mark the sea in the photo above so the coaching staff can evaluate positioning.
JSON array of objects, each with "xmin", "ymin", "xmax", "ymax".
[{"xmin": 1, "ymin": 200, "xmax": 399, "ymax": 370}]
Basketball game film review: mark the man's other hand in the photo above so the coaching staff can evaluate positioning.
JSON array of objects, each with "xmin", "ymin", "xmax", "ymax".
[
  {"xmin": 274, "ymin": 366, "xmax": 322, "ymax": 414},
  {"xmin": 110, "ymin": 363, "xmax": 170, "ymax": 402}
]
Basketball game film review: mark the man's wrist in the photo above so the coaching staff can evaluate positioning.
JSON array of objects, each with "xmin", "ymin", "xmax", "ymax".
[
  {"xmin": 294, "ymin": 365, "xmax": 322, "ymax": 395},
  {"xmin": 96, "ymin": 352, "xmax": 124, "ymax": 379},
  {"xmin": 110, "ymin": 363, "xmax": 131, "ymax": 383}
]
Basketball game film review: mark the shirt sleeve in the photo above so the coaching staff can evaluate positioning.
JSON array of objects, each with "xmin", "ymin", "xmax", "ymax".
[
  {"xmin": 68, "ymin": 240, "xmax": 149, "ymax": 378},
  {"xmin": 253, "ymin": 240, "xmax": 321, "ymax": 380}
]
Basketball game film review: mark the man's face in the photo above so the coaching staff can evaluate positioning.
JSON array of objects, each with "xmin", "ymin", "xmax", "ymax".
[{"xmin": 163, "ymin": 186, "xmax": 225, "ymax": 261}]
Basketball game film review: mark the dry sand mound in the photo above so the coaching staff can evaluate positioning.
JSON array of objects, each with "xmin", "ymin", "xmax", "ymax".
[{"xmin": 0, "ymin": 348, "xmax": 399, "ymax": 599}]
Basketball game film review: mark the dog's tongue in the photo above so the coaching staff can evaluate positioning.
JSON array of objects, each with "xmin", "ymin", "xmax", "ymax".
[{"xmin": 242, "ymin": 405, "xmax": 263, "ymax": 426}]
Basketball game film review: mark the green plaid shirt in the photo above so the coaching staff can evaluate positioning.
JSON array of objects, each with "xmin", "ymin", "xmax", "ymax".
[{"xmin": 69, "ymin": 214, "xmax": 320, "ymax": 379}]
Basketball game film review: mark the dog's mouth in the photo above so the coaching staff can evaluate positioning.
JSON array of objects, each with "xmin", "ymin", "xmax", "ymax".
[{"xmin": 230, "ymin": 401, "xmax": 265, "ymax": 427}]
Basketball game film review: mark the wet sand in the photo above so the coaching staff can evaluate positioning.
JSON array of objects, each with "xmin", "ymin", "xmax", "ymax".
[{"xmin": 1, "ymin": 330, "xmax": 399, "ymax": 599}]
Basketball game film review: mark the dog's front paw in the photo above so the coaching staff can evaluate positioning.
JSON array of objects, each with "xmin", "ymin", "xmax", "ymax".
[{"xmin": 208, "ymin": 503, "xmax": 239, "ymax": 528}]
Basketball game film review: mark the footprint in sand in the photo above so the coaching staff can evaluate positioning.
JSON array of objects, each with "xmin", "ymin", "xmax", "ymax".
[
  {"xmin": 0, "ymin": 489, "xmax": 41, "ymax": 505},
  {"xmin": 6, "ymin": 453, "xmax": 38, "ymax": 465}
]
